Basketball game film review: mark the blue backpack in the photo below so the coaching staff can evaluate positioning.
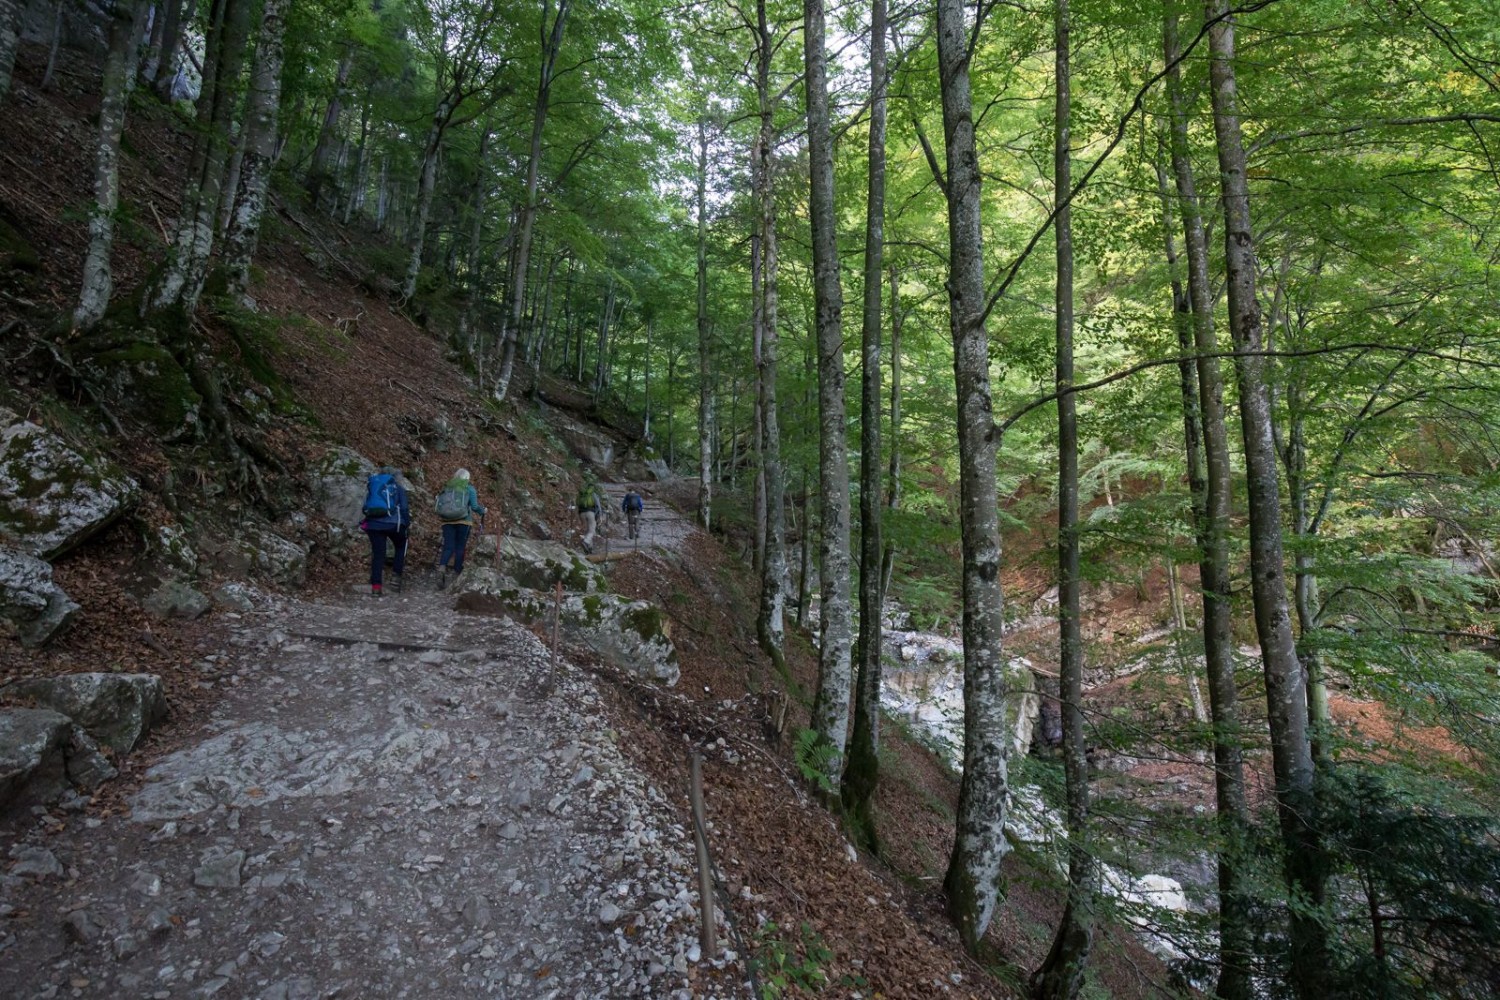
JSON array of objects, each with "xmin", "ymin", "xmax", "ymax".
[
  {"xmin": 363, "ymin": 473, "xmax": 399, "ymax": 520},
  {"xmin": 624, "ymin": 492, "xmax": 643, "ymax": 513}
]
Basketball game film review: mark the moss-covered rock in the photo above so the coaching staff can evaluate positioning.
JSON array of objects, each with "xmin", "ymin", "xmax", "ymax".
[
  {"xmin": 0, "ymin": 407, "xmax": 140, "ymax": 558},
  {"xmin": 311, "ymin": 447, "xmax": 376, "ymax": 528},
  {"xmin": 452, "ymin": 569, "xmax": 678, "ymax": 686},
  {"xmin": 2, "ymin": 673, "xmax": 167, "ymax": 754},
  {"xmin": 84, "ymin": 339, "xmax": 202, "ymax": 441},
  {"xmin": 0, "ymin": 547, "xmax": 79, "ymax": 648}
]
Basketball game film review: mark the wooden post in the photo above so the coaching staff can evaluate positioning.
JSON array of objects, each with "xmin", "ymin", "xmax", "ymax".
[{"xmin": 689, "ymin": 752, "xmax": 718, "ymax": 957}]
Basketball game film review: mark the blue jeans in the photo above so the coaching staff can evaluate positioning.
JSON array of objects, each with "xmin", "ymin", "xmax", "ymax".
[
  {"xmin": 439, "ymin": 523, "xmax": 472, "ymax": 573},
  {"xmin": 368, "ymin": 529, "xmax": 407, "ymax": 585}
]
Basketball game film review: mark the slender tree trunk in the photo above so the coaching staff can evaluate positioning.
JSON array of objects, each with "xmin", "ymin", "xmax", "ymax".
[
  {"xmin": 0, "ymin": 0, "xmax": 19, "ymax": 104},
  {"xmin": 402, "ymin": 101, "xmax": 451, "ymax": 302},
  {"xmin": 152, "ymin": 0, "xmax": 194, "ymax": 102},
  {"xmin": 309, "ymin": 42, "xmax": 353, "ymax": 210},
  {"xmin": 1285, "ymin": 401, "xmax": 1331, "ymax": 759},
  {"xmin": 842, "ymin": 0, "xmax": 887, "ymax": 840},
  {"xmin": 40, "ymin": 0, "xmax": 65, "ymax": 92},
  {"xmin": 753, "ymin": 0, "xmax": 788, "ymax": 676},
  {"xmin": 141, "ymin": 0, "xmax": 171, "ymax": 85},
  {"xmin": 1034, "ymin": 4, "xmax": 1097, "ymax": 993},
  {"xmin": 1205, "ymin": 5, "xmax": 1328, "ymax": 994},
  {"xmin": 145, "ymin": 0, "xmax": 253, "ymax": 314},
  {"xmin": 495, "ymin": 0, "xmax": 572, "ymax": 402},
  {"xmin": 344, "ymin": 95, "xmax": 373, "ymax": 223},
  {"xmin": 880, "ymin": 264, "xmax": 903, "ymax": 596},
  {"xmin": 74, "ymin": 0, "xmax": 145, "ymax": 330},
  {"xmin": 222, "ymin": 0, "xmax": 289, "ymax": 301},
  {"xmin": 696, "ymin": 118, "xmax": 715, "ymax": 531},
  {"xmin": 1163, "ymin": 14, "xmax": 1253, "ymax": 996},
  {"xmin": 805, "ymin": 0, "xmax": 854, "ymax": 792},
  {"xmin": 796, "ymin": 474, "xmax": 812, "ymax": 628},
  {"xmin": 936, "ymin": 0, "xmax": 1025, "ymax": 952}
]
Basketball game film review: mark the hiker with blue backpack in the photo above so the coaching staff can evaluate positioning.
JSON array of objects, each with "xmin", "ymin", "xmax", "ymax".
[
  {"xmin": 360, "ymin": 466, "xmax": 410, "ymax": 596},
  {"xmin": 622, "ymin": 489, "xmax": 644, "ymax": 541},
  {"xmin": 435, "ymin": 468, "xmax": 487, "ymax": 590}
]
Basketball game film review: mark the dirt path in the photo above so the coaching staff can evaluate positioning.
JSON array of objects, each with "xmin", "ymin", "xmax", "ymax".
[{"xmin": 1, "ymin": 587, "xmax": 732, "ymax": 999}]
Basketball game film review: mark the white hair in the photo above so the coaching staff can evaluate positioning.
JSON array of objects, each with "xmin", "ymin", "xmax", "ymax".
[{"xmin": 455, "ymin": 468, "xmax": 471, "ymax": 481}]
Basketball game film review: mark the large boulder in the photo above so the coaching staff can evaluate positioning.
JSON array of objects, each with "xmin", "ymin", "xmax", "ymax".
[
  {"xmin": 200, "ymin": 524, "xmax": 307, "ymax": 587},
  {"xmin": 310, "ymin": 447, "xmax": 376, "ymax": 528},
  {"xmin": 0, "ymin": 547, "xmax": 80, "ymax": 647},
  {"xmin": 142, "ymin": 580, "xmax": 210, "ymax": 620},
  {"xmin": 0, "ymin": 406, "xmax": 140, "ymax": 558},
  {"xmin": 0, "ymin": 708, "xmax": 117, "ymax": 811},
  {"xmin": 455, "ymin": 569, "xmax": 678, "ymax": 686},
  {"xmin": 3, "ymin": 673, "xmax": 167, "ymax": 753},
  {"xmin": 489, "ymin": 536, "xmax": 602, "ymax": 593}
]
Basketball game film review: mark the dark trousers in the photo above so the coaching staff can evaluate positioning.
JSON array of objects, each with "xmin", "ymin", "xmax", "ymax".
[
  {"xmin": 439, "ymin": 523, "xmax": 472, "ymax": 573},
  {"xmin": 368, "ymin": 529, "xmax": 407, "ymax": 586}
]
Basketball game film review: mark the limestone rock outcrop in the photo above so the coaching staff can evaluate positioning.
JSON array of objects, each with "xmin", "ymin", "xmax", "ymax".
[{"xmin": 0, "ymin": 546, "xmax": 80, "ymax": 647}]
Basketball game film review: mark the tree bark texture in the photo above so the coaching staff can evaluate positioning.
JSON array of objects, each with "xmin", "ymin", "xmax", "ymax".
[
  {"xmin": 842, "ymin": 0, "xmax": 887, "ymax": 841},
  {"xmin": 696, "ymin": 118, "xmax": 714, "ymax": 531},
  {"xmin": 1163, "ymin": 13, "xmax": 1253, "ymax": 996},
  {"xmin": 402, "ymin": 102, "xmax": 449, "ymax": 302},
  {"xmin": 0, "ymin": 0, "xmax": 23, "ymax": 102},
  {"xmin": 146, "ymin": 0, "xmax": 253, "ymax": 314},
  {"xmin": 223, "ymin": 0, "xmax": 290, "ymax": 301},
  {"xmin": 308, "ymin": 42, "xmax": 354, "ymax": 210},
  {"xmin": 753, "ymin": 0, "xmax": 788, "ymax": 676},
  {"xmin": 152, "ymin": 0, "xmax": 195, "ymax": 101},
  {"xmin": 74, "ymin": 0, "xmax": 145, "ymax": 330},
  {"xmin": 1034, "ymin": 2, "xmax": 1097, "ymax": 994},
  {"xmin": 804, "ymin": 0, "xmax": 853, "ymax": 792},
  {"xmin": 935, "ymin": 0, "xmax": 1023, "ymax": 952},
  {"xmin": 879, "ymin": 265, "xmax": 903, "ymax": 597},
  {"xmin": 495, "ymin": 0, "xmax": 571, "ymax": 402},
  {"xmin": 1205, "ymin": 4, "xmax": 1328, "ymax": 994}
]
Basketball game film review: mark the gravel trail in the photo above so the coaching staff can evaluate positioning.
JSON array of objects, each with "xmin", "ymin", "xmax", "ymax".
[{"xmin": 1, "ymin": 587, "xmax": 730, "ymax": 999}]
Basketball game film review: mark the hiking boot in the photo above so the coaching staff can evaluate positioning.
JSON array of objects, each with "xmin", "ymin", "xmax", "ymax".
[
  {"xmin": 437, "ymin": 569, "xmax": 448, "ymax": 591},
  {"xmin": 392, "ymin": 573, "xmax": 403, "ymax": 594},
  {"xmin": 371, "ymin": 584, "xmax": 383, "ymax": 598}
]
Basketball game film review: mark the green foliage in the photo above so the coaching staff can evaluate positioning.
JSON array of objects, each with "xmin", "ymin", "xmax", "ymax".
[
  {"xmin": 792, "ymin": 728, "xmax": 838, "ymax": 794},
  {"xmin": 749, "ymin": 920, "xmax": 865, "ymax": 998}
]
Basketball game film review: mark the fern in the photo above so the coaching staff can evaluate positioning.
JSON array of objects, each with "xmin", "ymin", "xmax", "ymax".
[{"xmin": 793, "ymin": 728, "xmax": 838, "ymax": 793}]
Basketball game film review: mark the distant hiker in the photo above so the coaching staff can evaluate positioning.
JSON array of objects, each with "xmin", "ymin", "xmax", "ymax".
[
  {"xmin": 435, "ymin": 468, "xmax": 486, "ymax": 590},
  {"xmin": 361, "ymin": 466, "xmax": 410, "ymax": 596},
  {"xmin": 575, "ymin": 478, "xmax": 603, "ymax": 553},
  {"xmin": 622, "ymin": 489, "xmax": 644, "ymax": 541}
]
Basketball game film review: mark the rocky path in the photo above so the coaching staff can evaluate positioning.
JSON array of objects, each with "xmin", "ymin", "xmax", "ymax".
[
  {"xmin": 593, "ymin": 483, "xmax": 695, "ymax": 558},
  {"xmin": 1, "ymin": 587, "xmax": 731, "ymax": 999}
]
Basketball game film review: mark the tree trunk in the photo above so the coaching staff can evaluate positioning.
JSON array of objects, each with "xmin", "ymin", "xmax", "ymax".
[
  {"xmin": 145, "ymin": 0, "xmax": 253, "ymax": 314},
  {"xmin": 308, "ymin": 42, "xmax": 353, "ymax": 210},
  {"xmin": 842, "ymin": 0, "xmax": 887, "ymax": 841},
  {"xmin": 753, "ymin": 0, "xmax": 788, "ymax": 677},
  {"xmin": 1163, "ymin": 13, "xmax": 1253, "ymax": 996},
  {"xmin": 494, "ymin": 0, "xmax": 571, "ymax": 402},
  {"xmin": 805, "ymin": 0, "xmax": 853, "ymax": 793},
  {"xmin": 151, "ymin": 0, "xmax": 194, "ymax": 102},
  {"xmin": 1205, "ymin": 4, "xmax": 1328, "ymax": 994},
  {"xmin": 696, "ymin": 118, "xmax": 714, "ymax": 531},
  {"xmin": 936, "ymin": 0, "xmax": 1024, "ymax": 952},
  {"xmin": 402, "ymin": 103, "xmax": 450, "ymax": 302},
  {"xmin": 73, "ymin": 0, "xmax": 145, "ymax": 330},
  {"xmin": 222, "ymin": 0, "xmax": 289, "ymax": 301},
  {"xmin": 343, "ymin": 95, "xmax": 373, "ymax": 223},
  {"xmin": 0, "ymin": 0, "xmax": 18, "ymax": 103},
  {"xmin": 40, "ymin": 0, "xmax": 65, "ymax": 92},
  {"xmin": 1034, "ymin": 3, "xmax": 1097, "ymax": 993},
  {"xmin": 879, "ymin": 264, "xmax": 903, "ymax": 597}
]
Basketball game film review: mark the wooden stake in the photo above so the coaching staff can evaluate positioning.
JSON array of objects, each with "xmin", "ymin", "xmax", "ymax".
[{"xmin": 689, "ymin": 752, "xmax": 718, "ymax": 957}]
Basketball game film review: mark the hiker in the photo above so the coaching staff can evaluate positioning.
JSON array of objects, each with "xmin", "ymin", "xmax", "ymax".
[
  {"xmin": 435, "ymin": 467, "xmax": 487, "ymax": 590},
  {"xmin": 622, "ymin": 489, "xmax": 644, "ymax": 541},
  {"xmin": 360, "ymin": 466, "xmax": 410, "ymax": 597},
  {"xmin": 575, "ymin": 477, "xmax": 603, "ymax": 553}
]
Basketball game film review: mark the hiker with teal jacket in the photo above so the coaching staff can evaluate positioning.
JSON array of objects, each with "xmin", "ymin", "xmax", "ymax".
[{"xmin": 435, "ymin": 468, "xmax": 486, "ymax": 589}]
